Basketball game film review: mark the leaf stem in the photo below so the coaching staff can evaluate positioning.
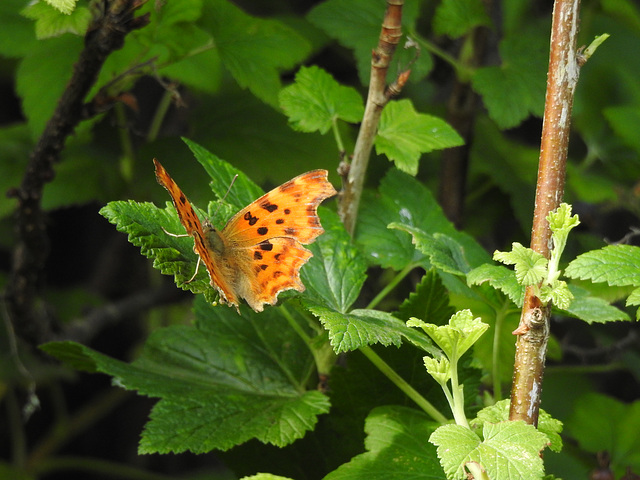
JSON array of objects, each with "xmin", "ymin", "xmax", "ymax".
[
  {"xmin": 147, "ymin": 89, "xmax": 174, "ymax": 143},
  {"xmin": 360, "ymin": 345, "xmax": 448, "ymax": 423},
  {"xmin": 331, "ymin": 117, "xmax": 345, "ymax": 155},
  {"xmin": 366, "ymin": 263, "xmax": 415, "ymax": 309}
]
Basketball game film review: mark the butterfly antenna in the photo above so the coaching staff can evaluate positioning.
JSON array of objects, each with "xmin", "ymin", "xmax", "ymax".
[{"xmin": 213, "ymin": 174, "xmax": 239, "ymax": 217}]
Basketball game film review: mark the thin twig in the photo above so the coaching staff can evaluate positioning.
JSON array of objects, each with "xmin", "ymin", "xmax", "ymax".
[
  {"xmin": 338, "ymin": 0, "xmax": 409, "ymax": 235},
  {"xmin": 4, "ymin": 0, "xmax": 149, "ymax": 346},
  {"xmin": 509, "ymin": 0, "xmax": 582, "ymax": 425}
]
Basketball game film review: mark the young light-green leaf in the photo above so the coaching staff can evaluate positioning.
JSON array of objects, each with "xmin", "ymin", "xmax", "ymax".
[
  {"xmin": 493, "ymin": 242, "xmax": 548, "ymax": 286},
  {"xmin": 466, "ymin": 264, "xmax": 525, "ymax": 307},
  {"xmin": 279, "ymin": 65, "xmax": 364, "ymax": 134},
  {"xmin": 22, "ymin": 1, "xmax": 90, "ymax": 38},
  {"xmin": 375, "ymin": 99, "xmax": 463, "ymax": 175}
]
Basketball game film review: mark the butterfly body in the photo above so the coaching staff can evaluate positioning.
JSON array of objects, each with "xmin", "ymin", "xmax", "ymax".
[{"xmin": 154, "ymin": 159, "xmax": 336, "ymax": 312}]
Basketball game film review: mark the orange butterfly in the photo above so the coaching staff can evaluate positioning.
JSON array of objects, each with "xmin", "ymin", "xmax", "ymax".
[{"xmin": 154, "ymin": 159, "xmax": 337, "ymax": 312}]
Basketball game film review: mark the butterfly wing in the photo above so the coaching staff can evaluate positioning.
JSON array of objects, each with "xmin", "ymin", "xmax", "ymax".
[
  {"xmin": 221, "ymin": 170, "xmax": 337, "ymax": 310},
  {"xmin": 154, "ymin": 159, "xmax": 239, "ymax": 306}
]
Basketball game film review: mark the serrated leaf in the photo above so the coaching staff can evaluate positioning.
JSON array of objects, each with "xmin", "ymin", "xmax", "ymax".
[
  {"xmin": 301, "ymin": 210, "xmax": 368, "ymax": 313},
  {"xmin": 389, "ymin": 226, "xmax": 472, "ymax": 276},
  {"xmin": 325, "ymin": 405, "xmax": 443, "ymax": 480},
  {"xmin": 307, "ymin": 0, "xmax": 431, "ymax": 85},
  {"xmin": 433, "ymin": 0, "xmax": 491, "ymax": 38},
  {"xmin": 279, "ymin": 65, "xmax": 364, "ymax": 134},
  {"xmin": 424, "ymin": 356, "xmax": 451, "ymax": 385},
  {"xmin": 473, "ymin": 399, "xmax": 563, "ymax": 453},
  {"xmin": 43, "ymin": 0, "xmax": 77, "ymax": 15},
  {"xmin": 471, "ymin": 33, "xmax": 547, "ymax": 128},
  {"xmin": 567, "ymin": 393, "xmax": 640, "ymax": 477},
  {"xmin": 430, "ymin": 421, "xmax": 548, "ymax": 480},
  {"xmin": 397, "ymin": 269, "xmax": 456, "ymax": 324},
  {"xmin": 494, "ymin": 242, "xmax": 548, "ymax": 286},
  {"xmin": 565, "ymin": 244, "xmax": 640, "ymax": 286},
  {"xmin": 375, "ymin": 99, "xmax": 463, "ymax": 175},
  {"xmin": 356, "ymin": 169, "xmax": 490, "ymax": 270},
  {"xmin": 562, "ymin": 284, "xmax": 629, "ymax": 324},
  {"xmin": 466, "ymin": 264, "xmax": 525, "ymax": 307},
  {"xmin": 409, "ymin": 310, "xmax": 488, "ymax": 360},
  {"xmin": 242, "ymin": 475, "xmax": 294, "ymax": 480},
  {"xmin": 306, "ymin": 304, "xmax": 438, "ymax": 355},
  {"xmin": 42, "ymin": 298, "xmax": 330, "ymax": 453},
  {"xmin": 206, "ymin": 0, "xmax": 311, "ymax": 105},
  {"xmin": 22, "ymin": 1, "xmax": 90, "ymax": 38}
]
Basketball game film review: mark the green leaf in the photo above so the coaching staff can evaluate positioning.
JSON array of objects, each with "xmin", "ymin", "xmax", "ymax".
[
  {"xmin": 375, "ymin": 99, "xmax": 463, "ymax": 175},
  {"xmin": 301, "ymin": 210, "xmax": 368, "ymax": 313},
  {"xmin": 0, "ymin": 125, "xmax": 32, "ymax": 219},
  {"xmin": 16, "ymin": 34, "xmax": 83, "ymax": 139},
  {"xmin": 325, "ymin": 405, "xmax": 443, "ymax": 480},
  {"xmin": 604, "ymin": 105, "xmax": 640, "ymax": 154},
  {"xmin": 43, "ymin": 0, "xmax": 77, "ymax": 15},
  {"xmin": 430, "ymin": 421, "xmax": 548, "ymax": 480},
  {"xmin": 42, "ymin": 298, "xmax": 330, "ymax": 453},
  {"xmin": 397, "ymin": 269, "xmax": 456, "ymax": 325},
  {"xmin": 424, "ymin": 356, "xmax": 451, "ymax": 386},
  {"xmin": 205, "ymin": 0, "xmax": 311, "ymax": 106},
  {"xmin": 241, "ymin": 475, "xmax": 294, "ymax": 480},
  {"xmin": 356, "ymin": 169, "xmax": 490, "ymax": 270},
  {"xmin": 539, "ymin": 279, "xmax": 574, "ymax": 311},
  {"xmin": 306, "ymin": 304, "xmax": 438, "ymax": 355},
  {"xmin": 408, "ymin": 310, "xmax": 488, "ymax": 360},
  {"xmin": 493, "ymin": 242, "xmax": 548, "ymax": 286},
  {"xmin": 389, "ymin": 226, "xmax": 472, "ymax": 276},
  {"xmin": 565, "ymin": 244, "xmax": 640, "ymax": 286},
  {"xmin": 433, "ymin": 0, "xmax": 491, "ymax": 38},
  {"xmin": 0, "ymin": 0, "xmax": 37, "ymax": 58},
  {"xmin": 22, "ymin": 1, "xmax": 90, "ymax": 38},
  {"xmin": 100, "ymin": 200, "xmax": 218, "ymax": 304},
  {"xmin": 466, "ymin": 264, "xmax": 525, "ymax": 307},
  {"xmin": 279, "ymin": 65, "xmax": 364, "ymax": 134},
  {"xmin": 471, "ymin": 32, "xmax": 547, "ymax": 128},
  {"xmin": 473, "ymin": 399, "xmax": 563, "ymax": 453},
  {"xmin": 562, "ymin": 285, "xmax": 629, "ymax": 324},
  {"xmin": 566, "ymin": 393, "xmax": 640, "ymax": 477},
  {"xmin": 307, "ymin": 0, "xmax": 430, "ymax": 85}
]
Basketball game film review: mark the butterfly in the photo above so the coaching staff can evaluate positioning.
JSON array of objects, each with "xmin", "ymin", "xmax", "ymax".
[{"xmin": 153, "ymin": 159, "xmax": 337, "ymax": 312}]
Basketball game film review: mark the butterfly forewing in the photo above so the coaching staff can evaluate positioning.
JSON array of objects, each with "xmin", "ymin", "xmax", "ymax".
[{"xmin": 222, "ymin": 170, "xmax": 337, "ymax": 247}]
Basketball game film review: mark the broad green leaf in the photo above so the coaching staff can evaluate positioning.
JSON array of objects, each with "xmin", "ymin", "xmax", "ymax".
[
  {"xmin": 604, "ymin": 105, "xmax": 640, "ymax": 154},
  {"xmin": 389, "ymin": 226, "xmax": 472, "ymax": 276},
  {"xmin": 471, "ymin": 32, "xmax": 547, "ymax": 128},
  {"xmin": 0, "ymin": 125, "xmax": 32, "ymax": 219},
  {"xmin": 376, "ymin": 99, "xmax": 463, "ymax": 175},
  {"xmin": 565, "ymin": 244, "xmax": 640, "ymax": 286},
  {"xmin": 16, "ymin": 34, "xmax": 83, "ymax": 139},
  {"xmin": 301, "ymin": 210, "xmax": 368, "ymax": 313},
  {"xmin": 204, "ymin": 0, "xmax": 311, "ymax": 106},
  {"xmin": 242, "ymin": 475, "xmax": 294, "ymax": 480},
  {"xmin": 307, "ymin": 0, "xmax": 430, "ymax": 85},
  {"xmin": 396, "ymin": 269, "xmax": 456, "ymax": 325},
  {"xmin": 279, "ymin": 65, "xmax": 364, "ymax": 134},
  {"xmin": 466, "ymin": 264, "xmax": 525, "ymax": 307},
  {"xmin": 493, "ymin": 242, "xmax": 548, "ymax": 286},
  {"xmin": 562, "ymin": 285, "xmax": 629, "ymax": 324},
  {"xmin": 356, "ymin": 169, "xmax": 490, "ymax": 270},
  {"xmin": 43, "ymin": 0, "xmax": 76, "ymax": 15},
  {"xmin": 0, "ymin": 0, "xmax": 37, "ymax": 57},
  {"xmin": 325, "ymin": 405, "xmax": 443, "ymax": 480},
  {"xmin": 21, "ymin": 1, "xmax": 90, "ymax": 38},
  {"xmin": 306, "ymin": 304, "xmax": 438, "ymax": 355},
  {"xmin": 42, "ymin": 298, "xmax": 330, "ymax": 453},
  {"xmin": 430, "ymin": 421, "xmax": 548, "ymax": 480},
  {"xmin": 433, "ymin": 0, "xmax": 491, "ymax": 38},
  {"xmin": 567, "ymin": 393, "xmax": 640, "ymax": 477}
]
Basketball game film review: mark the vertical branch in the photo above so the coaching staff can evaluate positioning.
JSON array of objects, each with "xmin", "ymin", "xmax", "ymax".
[
  {"xmin": 4, "ymin": 0, "xmax": 149, "ymax": 345},
  {"xmin": 339, "ymin": 0, "xmax": 407, "ymax": 235},
  {"xmin": 509, "ymin": 0, "xmax": 582, "ymax": 425}
]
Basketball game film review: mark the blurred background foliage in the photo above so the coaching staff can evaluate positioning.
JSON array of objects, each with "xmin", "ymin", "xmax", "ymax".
[{"xmin": 1, "ymin": 0, "xmax": 640, "ymax": 479}]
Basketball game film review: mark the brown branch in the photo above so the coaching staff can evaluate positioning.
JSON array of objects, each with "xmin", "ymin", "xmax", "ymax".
[
  {"xmin": 4, "ymin": 0, "xmax": 149, "ymax": 346},
  {"xmin": 509, "ymin": 0, "xmax": 582, "ymax": 425},
  {"xmin": 338, "ymin": 0, "xmax": 407, "ymax": 235}
]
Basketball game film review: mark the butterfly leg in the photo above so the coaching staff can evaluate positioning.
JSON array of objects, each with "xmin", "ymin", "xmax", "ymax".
[
  {"xmin": 185, "ymin": 254, "xmax": 202, "ymax": 284},
  {"xmin": 160, "ymin": 227, "xmax": 201, "ymax": 283},
  {"xmin": 161, "ymin": 226, "xmax": 190, "ymax": 237}
]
